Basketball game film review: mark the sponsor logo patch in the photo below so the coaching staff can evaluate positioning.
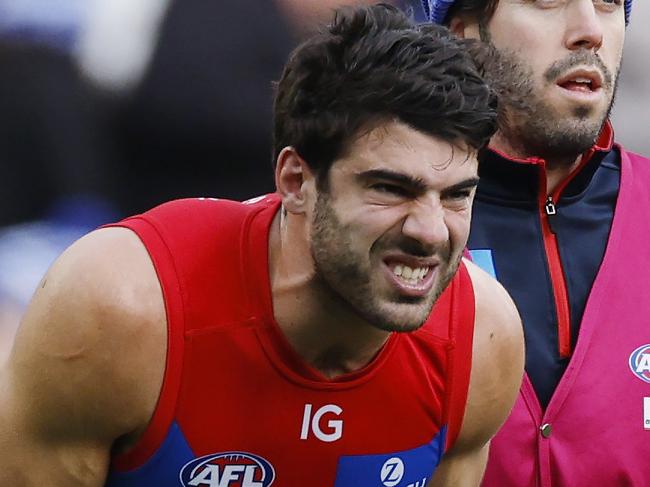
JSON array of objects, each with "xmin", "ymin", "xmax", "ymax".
[
  {"xmin": 629, "ymin": 344, "xmax": 650, "ymax": 384},
  {"xmin": 300, "ymin": 403, "xmax": 344, "ymax": 442},
  {"xmin": 333, "ymin": 427, "xmax": 446, "ymax": 486},
  {"xmin": 380, "ymin": 457, "xmax": 405, "ymax": 486},
  {"xmin": 179, "ymin": 451, "xmax": 275, "ymax": 487}
]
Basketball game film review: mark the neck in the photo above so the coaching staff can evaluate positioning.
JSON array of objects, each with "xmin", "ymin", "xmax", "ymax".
[
  {"xmin": 268, "ymin": 209, "xmax": 390, "ymax": 379},
  {"xmin": 490, "ymin": 132, "xmax": 583, "ymax": 195}
]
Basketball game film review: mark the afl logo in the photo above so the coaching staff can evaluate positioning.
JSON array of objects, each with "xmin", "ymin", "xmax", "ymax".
[
  {"xmin": 179, "ymin": 451, "xmax": 275, "ymax": 487},
  {"xmin": 629, "ymin": 344, "xmax": 650, "ymax": 384}
]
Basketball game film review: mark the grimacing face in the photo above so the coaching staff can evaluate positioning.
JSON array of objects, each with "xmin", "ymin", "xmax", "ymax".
[
  {"xmin": 479, "ymin": 0, "xmax": 625, "ymax": 160},
  {"xmin": 309, "ymin": 120, "xmax": 479, "ymax": 332}
]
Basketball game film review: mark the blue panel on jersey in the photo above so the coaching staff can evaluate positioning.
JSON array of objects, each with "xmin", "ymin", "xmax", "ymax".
[
  {"xmin": 334, "ymin": 426, "xmax": 446, "ymax": 487},
  {"xmin": 105, "ymin": 421, "xmax": 195, "ymax": 487},
  {"xmin": 468, "ymin": 249, "xmax": 497, "ymax": 279}
]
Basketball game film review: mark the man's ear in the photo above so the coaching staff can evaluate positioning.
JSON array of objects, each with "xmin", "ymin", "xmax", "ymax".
[
  {"xmin": 448, "ymin": 17, "xmax": 467, "ymax": 38},
  {"xmin": 448, "ymin": 15, "xmax": 482, "ymax": 40},
  {"xmin": 275, "ymin": 147, "xmax": 315, "ymax": 214}
]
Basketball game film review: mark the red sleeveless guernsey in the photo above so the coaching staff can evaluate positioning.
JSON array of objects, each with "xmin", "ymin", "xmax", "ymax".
[{"xmin": 105, "ymin": 194, "xmax": 475, "ymax": 487}]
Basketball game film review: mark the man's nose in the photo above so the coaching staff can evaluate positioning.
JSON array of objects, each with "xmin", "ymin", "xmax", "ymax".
[
  {"xmin": 401, "ymin": 199, "xmax": 449, "ymax": 249},
  {"xmin": 565, "ymin": 0, "xmax": 604, "ymax": 52}
]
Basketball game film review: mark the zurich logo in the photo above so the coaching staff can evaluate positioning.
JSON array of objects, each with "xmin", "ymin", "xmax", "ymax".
[
  {"xmin": 380, "ymin": 457, "xmax": 405, "ymax": 487},
  {"xmin": 629, "ymin": 344, "xmax": 650, "ymax": 384},
  {"xmin": 179, "ymin": 451, "xmax": 275, "ymax": 487}
]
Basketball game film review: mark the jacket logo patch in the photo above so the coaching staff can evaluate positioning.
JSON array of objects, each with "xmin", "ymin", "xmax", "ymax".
[
  {"xmin": 180, "ymin": 451, "xmax": 275, "ymax": 487},
  {"xmin": 629, "ymin": 344, "xmax": 650, "ymax": 384}
]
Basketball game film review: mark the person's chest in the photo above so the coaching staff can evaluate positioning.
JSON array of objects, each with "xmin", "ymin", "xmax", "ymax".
[{"xmin": 171, "ymin": 325, "xmax": 450, "ymax": 487}]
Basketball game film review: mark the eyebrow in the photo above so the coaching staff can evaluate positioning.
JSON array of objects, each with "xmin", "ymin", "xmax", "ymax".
[
  {"xmin": 356, "ymin": 169, "xmax": 428, "ymax": 192},
  {"xmin": 356, "ymin": 169, "xmax": 480, "ymax": 195},
  {"xmin": 440, "ymin": 177, "xmax": 481, "ymax": 196}
]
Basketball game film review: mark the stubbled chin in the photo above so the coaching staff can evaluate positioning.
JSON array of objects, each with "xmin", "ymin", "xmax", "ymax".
[{"xmin": 372, "ymin": 299, "xmax": 434, "ymax": 332}]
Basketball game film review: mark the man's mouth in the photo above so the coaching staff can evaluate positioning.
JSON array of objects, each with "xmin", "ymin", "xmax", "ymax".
[
  {"xmin": 556, "ymin": 69, "xmax": 603, "ymax": 93},
  {"xmin": 389, "ymin": 263, "xmax": 431, "ymax": 286},
  {"xmin": 382, "ymin": 256, "xmax": 438, "ymax": 297}
]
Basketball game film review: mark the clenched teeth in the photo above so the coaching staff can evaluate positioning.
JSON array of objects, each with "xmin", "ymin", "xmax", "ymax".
[{"xmin": 392, "ymin": 264, "xmax": 429, "ymax": 285}]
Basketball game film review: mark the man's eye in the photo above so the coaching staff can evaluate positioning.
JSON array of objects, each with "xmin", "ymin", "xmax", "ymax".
[
  {"xmin": 530, "ymin": 0, "xmax": 563, "ymax": 7},
  {"xmin": 445, "ymin": 190, "xmax": 472, "ymax": 201},
  {"xmin": 371, "ymin": 184, "xmax": 410, "ymax": 197}
]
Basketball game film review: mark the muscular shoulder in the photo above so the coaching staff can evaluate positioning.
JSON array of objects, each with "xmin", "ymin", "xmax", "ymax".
[
  {"xmin": 457, "ymin": 258, "xmax": 524, "ymax": 449},
  {"xmin": 424, "ymin": 260, "xmax": 524, "ymax": 485},
  {"xmin": 4, "ymin": 227, "xmax": 166, "ymax": 443}
]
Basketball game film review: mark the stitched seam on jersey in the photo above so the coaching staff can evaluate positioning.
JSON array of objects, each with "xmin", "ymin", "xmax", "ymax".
[
  {"xmin": 108, "ymin": 216, "xmax": 186, "ymax": 472},
  {"xmin": 254, "ymin": 325, "xmax": 403, "ymax": 391}
]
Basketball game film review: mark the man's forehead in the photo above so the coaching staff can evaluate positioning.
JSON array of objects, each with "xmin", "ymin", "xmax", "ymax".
[{"xmin": 343, "ymin": 121, "xmax": 473, "ymax": 171}]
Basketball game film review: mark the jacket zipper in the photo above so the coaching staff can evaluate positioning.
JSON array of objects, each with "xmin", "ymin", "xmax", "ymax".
[
  {"xmin": 538, "ymin": 172, "xmax": 573, "ymax": 359},
  {"xmin": 497, "ymin": 142, "xmax": 607, "ymax": 360}
]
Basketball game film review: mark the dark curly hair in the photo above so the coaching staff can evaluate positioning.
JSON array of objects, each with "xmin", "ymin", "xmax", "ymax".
[
  {"xmin": 444, "ymin": 0, "xmax": 499, "ymax": 25},
  {"xmin": 272, "ymin": 3, "xmax": 497, "ymax": 186}
]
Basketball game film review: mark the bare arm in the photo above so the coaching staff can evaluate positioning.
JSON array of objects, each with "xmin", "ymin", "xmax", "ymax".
[
  {"xmin": 429, "ymin": 259, "xmax": 525, "ymax": 486},
  {"xmin": 0, "ymin": 228, "xmax": 166, "ymax": 486}
]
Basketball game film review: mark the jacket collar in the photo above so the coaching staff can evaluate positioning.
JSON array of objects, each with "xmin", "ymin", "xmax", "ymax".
[
  {"xmin": 485, "ymin": 120, "xmax": 614, "ymax": 167},
  {"xmin": 478, "ymin": 121, "xmax": 616, "ymax": 203}
]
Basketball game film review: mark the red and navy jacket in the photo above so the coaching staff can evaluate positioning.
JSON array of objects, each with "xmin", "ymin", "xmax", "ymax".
[
  {"xmin": 105, "ymin": 193, "xmax": 476, "ymax": 486},
  {"xmin": 468, "ymin": 123, "xmax": 618, "ymax": 408}
]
